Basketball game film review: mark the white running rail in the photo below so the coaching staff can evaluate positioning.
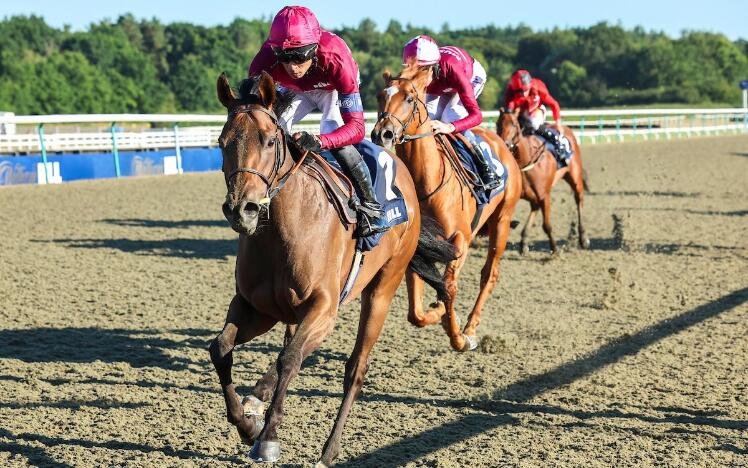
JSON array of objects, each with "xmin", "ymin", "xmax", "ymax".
[{"xmin": 0, "ymin": 108, "xmax": 746, "ymax": 153}]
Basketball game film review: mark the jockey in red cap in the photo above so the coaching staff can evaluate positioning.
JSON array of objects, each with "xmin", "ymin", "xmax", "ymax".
[
  {"xmin": 503, "ymin": 70, "xmax": 570, "ymax": 161},
  {"xmin": 248, "ymin": 6, "xmax": 388, "ymax": 237},
  {"xmin": 401, "ymin": 35, "xmax": 501, "ymax": 191}
]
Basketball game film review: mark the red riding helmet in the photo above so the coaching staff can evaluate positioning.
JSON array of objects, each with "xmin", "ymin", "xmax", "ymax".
[
  {"xmin": 268, "ymin": 6, "xmax": 322, "ymax": 50},
  {"xmin": 402, "ymin": 35, "xmax": 441, "ymax": 66},
  {"xmin": 510, "ymin": 70, "xmax": 533, "ymax": 91}
]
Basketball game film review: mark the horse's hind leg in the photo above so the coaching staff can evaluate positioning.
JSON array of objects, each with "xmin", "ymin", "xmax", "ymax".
[
  {"xmin": 540, "ymin": 196, "xmax": 558, "ymax": 254},
  {"xmin": 250, "ymin": 293, "xmax": 335, "ymax": 463},
  {"xmin": 406, "ymin": 270, "xmax": 445, "ymax": 327},
  {"xmin": 209, "ymin": 294, "xmax": 277, "ymax": 445},
  {"xmin": 319, "ymin": 266, "xmax": 401, "ymax": 466},
  {"xmin": 250, "ymin": 324, "xmax": 297, "ymax": 402},
  {"xmin": 520, "ymin": 202, "xmax": 539, "ymax": 255},
  {"xmin": 565, "ymin": 170, "xmax": 589, "ymax": 249},
  {"xmin": 463, "ymin": 208, "xmax": 513, "ymax": 340}
]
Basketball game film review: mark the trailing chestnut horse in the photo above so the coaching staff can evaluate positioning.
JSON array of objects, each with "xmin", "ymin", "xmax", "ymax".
[
  {"xmin": 497, "ymin": 108, "xmax": 590, "ymax": 254},
  {"xmin": 371, "ymin": 65, "xmax": 522, "ymax": 352},
  {"xmin": 209, "ymin": 72, "xmax": 454, "ymax": 466}
]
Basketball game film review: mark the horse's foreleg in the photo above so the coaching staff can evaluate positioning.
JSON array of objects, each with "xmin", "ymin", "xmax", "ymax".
[
  {"xmin": 463, "ymin": 210, "xmax": 512, "ymax": 339},
  {"xmin": 209, "ymin": 294, "xmax": 277, "ymax": 445},
  {"xmin": 250, "ymin": 294, "xmax": 334, "ymax": 463},
  {"xmin": 250, "ymin": 324, "xmax": 297, "ymax": 402},
  {"xmin": 520, "ymin": 203, "xmax": 539, "ymax": 255},
  {"xmin": 541, "ymin": 196, "xmax": 557, "ymax": 254},
  {"xmin": 441, "ymin": 231, "xmax": 471, "ymax": 351},
  {"xmin": 406, "ymin": 270, "xmax": 445, "ymax": 327},
  {"xmin": 318, "ymin": 271, "xmax": 399, "ymax": 466}
]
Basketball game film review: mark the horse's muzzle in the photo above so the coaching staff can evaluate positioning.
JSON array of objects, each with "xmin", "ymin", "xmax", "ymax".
[
  {"xmin": 371, "ymin": 122, "xmax": 396, "ymax": 150},
  {"xmin": 222, "ymin": 199, "xmax": 262, "ymax": 235}
]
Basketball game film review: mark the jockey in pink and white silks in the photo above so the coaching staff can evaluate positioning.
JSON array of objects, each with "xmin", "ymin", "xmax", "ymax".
[
  {"xmin": 248, "ymin": 6, "xmax": 388, "ymax": 237},
  {"xmin": 402, "ymin": 35, "xmax": 501, "ymax": 191}
]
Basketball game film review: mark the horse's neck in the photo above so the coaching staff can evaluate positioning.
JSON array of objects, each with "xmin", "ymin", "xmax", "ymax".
[
  {"xmin": 265, "ymin": 171, "xmax": 337, "ymax": 247},
  {"xmin": 264, "ymin": 149, "xmax": 334, "ymax": 241},
  {"xmin": 516, "ymin": 135, "xmax": 538, "ymax": 166},
  {"xmin": 399, "ymin": 135, "xmax": 453, "ymax": 196}
]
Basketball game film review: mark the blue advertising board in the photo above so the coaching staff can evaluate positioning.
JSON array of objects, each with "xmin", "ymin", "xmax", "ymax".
[{"xmin": 0, "ymin": 147, "xmax": 222, "ymax": 186}]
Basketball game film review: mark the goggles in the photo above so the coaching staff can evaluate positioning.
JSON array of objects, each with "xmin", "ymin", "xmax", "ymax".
[{"xmin": 272, "ymin": 44, "xmax": 317, "ymax": 64}]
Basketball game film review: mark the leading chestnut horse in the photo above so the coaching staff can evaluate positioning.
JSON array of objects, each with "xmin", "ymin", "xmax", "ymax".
[
  {"xmin": 372, "ymin": 65, "xmax": 522, "ymax": 352},
  {"xmin": 497, "ymin": 108, "xmax": 590, "ymax": 254},
  {"xmin": 209, "ymin": 72, "xmax": 454, "ymax": 466}
]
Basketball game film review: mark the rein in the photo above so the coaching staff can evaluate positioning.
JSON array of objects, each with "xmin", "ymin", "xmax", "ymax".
[{"xmin": 226, "ymin": 104, "xmax": 309, "ymax": 205}]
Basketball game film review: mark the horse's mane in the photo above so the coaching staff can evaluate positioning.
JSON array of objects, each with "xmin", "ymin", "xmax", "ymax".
[
  {"xmin": 397, "ymin": 63, "xmax": 431, "ymax": 83},
  {"xmin": 236, "ymin": 77, "xmax": 296, "ymax": 117},
  {"xmin": 235, "ymin": 76, "xmax": 300, "ymax": 156}
]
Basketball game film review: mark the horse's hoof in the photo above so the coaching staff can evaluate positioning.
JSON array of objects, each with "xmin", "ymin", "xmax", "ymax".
[
  {"xmin": 313, "ymin": 462, "xmax": 329, "ymax": 468},
  {"xmin": 237, "ymin": 415, "xmax": 264, "ymax": 445},
  {"xmin": 463, "ymin": 334, "xmax": 478, "ymax": 351},
  {"xmin": 580, "ymin": 237, "xmax": 590, "ymax": 249},
  {"xmin": 520, "ymin": 244, "xmax": 529, "ymax": 255},
  {"xmin": 449, "ymin": 334, "xmax": 469, "ymax": 352},
  {"xmin": 252, "ymin": 415, "xmax": 265, "ymax": 435},
  {"xmin": 242, "ymin": 395, "xmax": 265, "ymax": 416},
  {"xmin": 249, "ymin": 440, "xmax": 281, "ymax": 463}
]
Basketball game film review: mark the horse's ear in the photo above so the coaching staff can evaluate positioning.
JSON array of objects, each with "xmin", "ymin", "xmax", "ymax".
[
  {"xmin": 217, "ymin": 73, "xmax": 236, "ymax": 109},
  {"xmin": 382, "ymin": 70, "xmax": 392, "ymax": 84},
  {"xmin": 255, "ymin": 71, "xmax": 277, "ymax": 110}
]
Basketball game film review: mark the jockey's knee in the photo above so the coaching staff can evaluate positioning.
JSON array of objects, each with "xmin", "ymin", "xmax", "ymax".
[{"xmin": 330, "ymin": 145, "xmax": 363, "ymax": 169}]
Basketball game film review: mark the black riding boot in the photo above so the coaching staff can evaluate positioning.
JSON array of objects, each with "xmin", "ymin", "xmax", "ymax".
[
  {"xmin": 536, "ymin": 124, "xmax": 571, "ymax": 163},
  {"xmin": 330, "ymin": 145, "xmax": 390, "ymax": 237},
  {"xmin": 469, "ymin": 143, "xmax": 501, "ymax": 191}
]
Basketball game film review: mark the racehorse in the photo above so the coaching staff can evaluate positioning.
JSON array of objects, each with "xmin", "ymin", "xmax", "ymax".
[
  {"xmin": 371, "ymin": 65, "xmax": 522, "ymax": 352},
  {"xmin": 496, "ymin": 108, "xmax": 589, "ymax": 254},
  {"xmin": 209, "ymin": 71, "xmax": 454, "ymax": 466}
]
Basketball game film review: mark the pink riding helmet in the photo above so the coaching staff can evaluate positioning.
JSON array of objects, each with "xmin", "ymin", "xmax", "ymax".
[
  {"xmin": 268, "ymin": 5, "xmax": 322, "ymax": 49},
  {"xmin": 402, "ymin": 35, "xmax": 440, "ymax": 66}
]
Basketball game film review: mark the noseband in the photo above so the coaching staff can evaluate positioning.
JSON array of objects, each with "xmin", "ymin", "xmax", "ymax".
[{"xmin": 224, "ymin": 104, "xmax": 306, "ymax": 205}]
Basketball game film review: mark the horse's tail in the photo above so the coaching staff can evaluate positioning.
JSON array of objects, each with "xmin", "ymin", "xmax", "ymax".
[
  {"xmin": 582, "ymin": 168, "xmax": 590, "ymax": 192},
  {"xmin": 408, "ymin": 217, "xmax": 457, "ymax": 302}
]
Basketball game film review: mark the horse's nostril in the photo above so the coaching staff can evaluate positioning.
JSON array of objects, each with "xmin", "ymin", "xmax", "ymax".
[
  {"xmin": 222, "ymin": 201, "xmax": 232, "ymax": 218},
  {"xmin": 383, "ymin": 130, "xmax": 394, "ymax": 141},
  {"xmin": 243, "ymin": 202, "xmax": 260, "ymax": 218}
]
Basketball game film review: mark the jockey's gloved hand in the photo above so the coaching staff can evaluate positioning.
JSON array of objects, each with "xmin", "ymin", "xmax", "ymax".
[
  {"xmin": 430, "ymin": 120, "xmax": 455, "ymax": 135},
  {"xmin": 293, "ymin": 132, "xmax": 322, "ymax": 153}
]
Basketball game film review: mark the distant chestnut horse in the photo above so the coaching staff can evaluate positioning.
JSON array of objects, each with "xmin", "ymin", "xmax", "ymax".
[
  {"xmin": 372, "ymin": 65, "xmax": 522, "ymax": 352},
  {"xmin": 496, "ymin": 109, "xmax": 589, "ymax": 254},
  {"xmin": 209, "ymin": 72, "xmax": 454, "ymax": 466}
]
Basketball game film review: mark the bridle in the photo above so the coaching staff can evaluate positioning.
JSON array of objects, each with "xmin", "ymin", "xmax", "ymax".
[
  {"xmin": 378, "ymin": 78, "xmax": 433, "ymax": 143},
  {"xmin": 224, "ymin": 104, "xmax": 308, "ymax": 206},
  {"xmin": 499, "ymin": 111, "xmax": 546, "ymax": 172}
]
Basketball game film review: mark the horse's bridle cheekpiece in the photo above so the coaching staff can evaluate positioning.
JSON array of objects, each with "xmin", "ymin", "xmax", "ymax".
[
  {"xmin": 225, "ymin": 104, "xmax": 308, "ymax": 205},
  {"xmin": 379, "ymin": 78, "xmax": 433, "ymax": 143}
]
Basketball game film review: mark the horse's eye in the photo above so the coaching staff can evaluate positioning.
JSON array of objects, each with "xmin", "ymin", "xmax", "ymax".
[
  {"xmin": 406, "ymin": 96, "xmax": 414, "ymax": 103},
  {"xmin": 267, "ymin": 138, "xmax": 276, "ymax": 148}
]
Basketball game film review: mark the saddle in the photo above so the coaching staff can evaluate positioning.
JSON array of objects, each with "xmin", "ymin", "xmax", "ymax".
[{"xmin": 301, "ymin": 153, "xmax": 358, "ymax": 226}]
